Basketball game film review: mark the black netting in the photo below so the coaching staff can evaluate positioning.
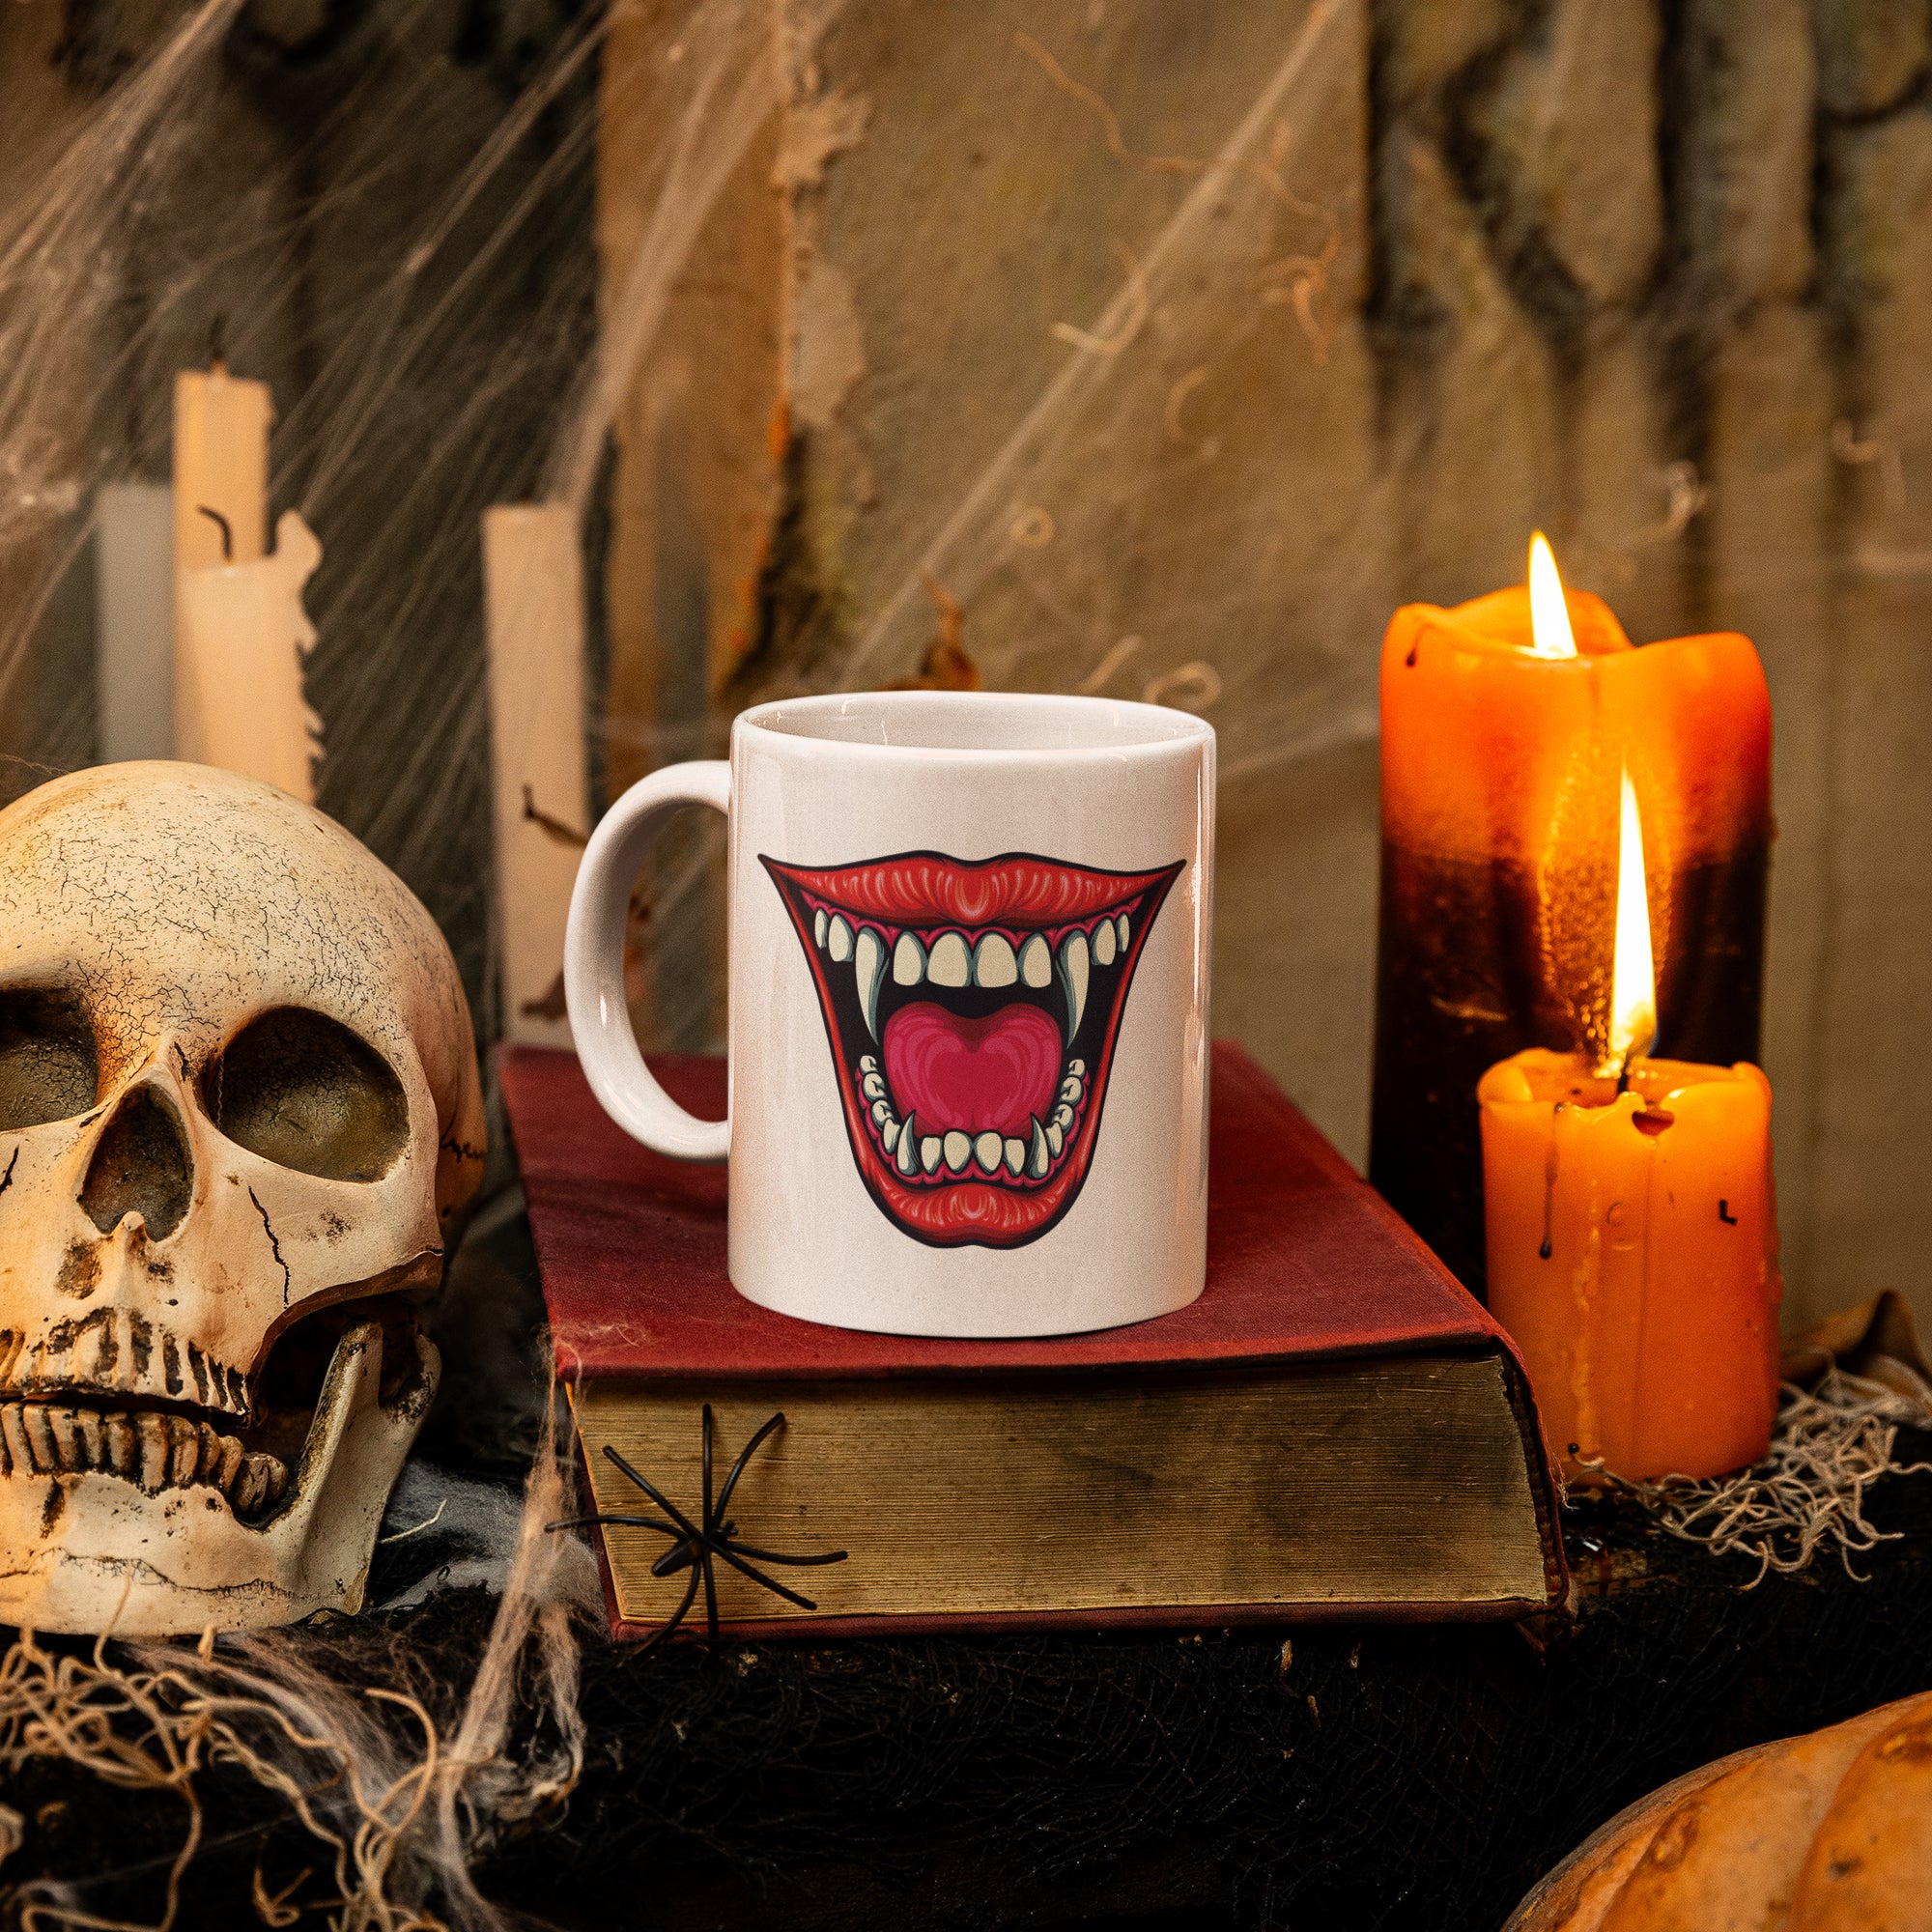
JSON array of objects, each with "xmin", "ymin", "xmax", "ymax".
[{"xmin": 7, "ymin": 1186, "xmax": 1932, "ymax": 1932}]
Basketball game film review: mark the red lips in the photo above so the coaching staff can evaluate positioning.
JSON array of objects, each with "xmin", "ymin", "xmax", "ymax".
[
  {"xmin": 766, "ymin": 854, "xmax": 1179, "ymax": 930},
  {"xmin": 762, "ymin": 850, "xmax": 1181, "ymax": 1249}
]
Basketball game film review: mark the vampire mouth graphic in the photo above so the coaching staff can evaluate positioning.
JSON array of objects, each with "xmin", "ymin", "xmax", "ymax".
[{"xmin": 762, "ymin": 851, "xmax": 1182, "ymax": 1248}]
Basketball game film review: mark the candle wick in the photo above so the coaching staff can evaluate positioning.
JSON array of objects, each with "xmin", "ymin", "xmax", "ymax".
[
  {"xmin": 209, "ymin": 312, "xmax": 227, "ymax": 374},
  {"xmin": 1540, "ymin": 1104, "xmax": 1561, "ymax": 1260},
  {"xmin": 196, "ymin": 504, "xmax": 234, "ymax": 562}
]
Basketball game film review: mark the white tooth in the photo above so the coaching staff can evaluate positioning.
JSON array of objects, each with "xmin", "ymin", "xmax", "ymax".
[
  {"xmin": 169, "ymin": 1416, "xmax": 200, "ymax": 1486},
  {"xmin": 138, "ymin": 1412, "xmax": 170, "ymax": 1491},
  {"xmin": 1053, "ymin": 1102, "xmax": 1073, "ymax": 1132},
  {"xmin": 899, "ymin": 1125, "xmax": 921, "ymax": 1175},
  {"xmin": 974, "ymin": 1130, "xmax": 1003, "ymax": 1174},
  {"xmin": 854, "ymin": 926, "xmax": 887, "ymax": 1037},
  {"xmin": 921, "ymin": 1136, "xmax": 943, "ymax": 1174},
  {"xmin": 74, "ymin": 1409, "xmax": 103, "ymax": 1470},
  {"xmin": 1046, "ymin": 1119, "xmax": 1064, "ymax": 1157},
  {"xmin": 944, "ymin": 1130, "xmax": 972, "ymax": 1173},
  {"xmin": 882, "ymin": 1120, "xmax": 899, "ymax": 1151},
  {"xmin": 894, "ymin": 931, "xmax": 926, "ymax": 985},
  {"xmin": 1069, "ymin": 1059, "xmax": 1085, "ymax": 1076},
  {"xmin": 0, "ymin": 1406, "xmax": 24, "ymax": 1475},
  {"xmin": 814, "ymin": 908, "xmax": 828, "ymax": 948},
  {"xmin": 1061, "ymin": 1075, "xmax": 1083, "ymax": 1103},
  {"xmin": 48, "ymin": 1406, "xmax": 81, "ymax": 1471},
  {"xmin": 105, "ymin": 1412, "xmax": 136, "ymax": 1476},
  {"xmin": 1059, "ymin": 930, "xmax": 1090, "ymax": 1038},
  {"xmin": 862, "ymin": 1071, "xmax": 886, "ymax": 1101},
  {"xmin": 1019, "ymin": 933, "xmax": 1053, "ymax": 987},
  {"xmin": 928, "ymin": 932, "xmax": 970, "ymax": 987},
  {"xmin": 1004, "ymin": 1137, "xmax": 1026, "ymax": 1176},
  {"xmin": 1029, "ymin": 1119, "xmax": 1050, "ymax": 1177},
  {"xmin": 974, "ymin": 933, "xmax": 1017, "ymax": 988},
  {"xmin": 860, "ymin": 1054, "xmax": 878, "ymax": 1072},
  {"xmin": 1118, "ymin": 913, "xmax": 1130, "ymax": 950},
  {"xmin": 1094, "ymin": 918, "xmax": 1117, "ymax": 967},
  {"xmin": 24, "ymin": 1406, "xmax": 56, "ymax": 1475},
  {"xmin": 871, "ymin": 1099, "xmax": 891, "ymax": 1126},
  {"xmin": 828, "ymin": 915, "xmax": 853, "ymax": 963}
]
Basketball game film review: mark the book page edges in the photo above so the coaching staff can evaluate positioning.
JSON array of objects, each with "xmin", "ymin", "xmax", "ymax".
[{"xmin": 574, "ymin": 1350, "xmax": 1559, "ymax": 1630}]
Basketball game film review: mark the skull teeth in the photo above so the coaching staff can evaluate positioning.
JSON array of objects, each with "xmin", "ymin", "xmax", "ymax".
[{"xmin": 0, "ymin": 1399, "xmax": 287, "ymax": 1515}]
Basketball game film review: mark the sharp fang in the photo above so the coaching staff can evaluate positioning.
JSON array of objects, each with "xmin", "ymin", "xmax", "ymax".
[
  {"xmin": 828, "ymin": 915, "xmax": 853, "ymax": 963},
  {"xmin": 921, "ymin": 1135, "xmax": 944, "ymax": 1174},
  {"xmin": 1004, "ymin": 1136, "xmax": 1026, "ymax": 1177},
  {"xmin": 1019, "ymin": 932, "xmax": 1052, "ymax": 988},
  {"xmin": 898, "ymin": 1123, "xmax": 921, "ymax": 1175},
  {"xmin": 1045, "ymin": 1119, "xmax": 1065, "ymax": 1157},
  {"xmin": 1094, "ymin": 918, "xmax": 1117, "ymax": 967},
  {"xmin": 1029, "ymin": 1118, "xmax": 1051, "ymax": 1178},
  {"xmin": 974, "ymin": 1130, "xmax": 1003, "ymax": 1174},
  {"xmin": 1059, "ymin": 930, "xmax": 1090, "ymax": 1039},
  {"xmin": 974, "ymin": 933, "xmax": 1017, "ymax": 988},
  {"xmin": 944, "ymin": 1130, "xmax": 972, "ymax": 1173},
  {"xmin": 894, "ymin": 930, "xmax": 926, "ymax": 986},
  {"xmin": 927, "ymin": 932, "xmax": 970, "ymax": 987},
  {"xmin": 814, "ymin": 908, "xmax": 828, "ymax": 949},
  {"xmin": 854, "ymin": 926, "xmax": 887, "ymax": 1037}
]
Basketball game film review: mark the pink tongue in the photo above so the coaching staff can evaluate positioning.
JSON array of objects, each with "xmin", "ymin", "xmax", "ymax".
[{"xmin": 881, "ymin": 1001, "xmax": 1063, "ymax": 1138}]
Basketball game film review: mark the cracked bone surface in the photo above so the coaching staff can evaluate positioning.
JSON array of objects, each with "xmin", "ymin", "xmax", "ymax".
[{"xmin": 0, "ymin": 763, "xmax": 484, "ymax": 1634}]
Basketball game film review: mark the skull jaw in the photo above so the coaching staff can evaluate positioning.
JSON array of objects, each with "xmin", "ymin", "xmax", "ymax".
[{"xmin": 0, "ymin": 1322, "xmax": 438, "ymax": 1635}]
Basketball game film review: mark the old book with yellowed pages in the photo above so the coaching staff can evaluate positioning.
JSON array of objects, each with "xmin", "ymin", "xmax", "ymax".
[{"xmin": 501, "ymin": 1042, "xmax": 1567, "ymax": 1639}]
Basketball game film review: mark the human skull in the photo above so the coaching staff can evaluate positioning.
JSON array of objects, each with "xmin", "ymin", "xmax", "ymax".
[{"xmin": 0, "ymin": 763, "xmax": 484, "ymax": 1633}]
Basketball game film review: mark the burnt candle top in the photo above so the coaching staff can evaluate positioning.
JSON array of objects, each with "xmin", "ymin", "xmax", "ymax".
[{"xmin": 1379, "ymin": 586, "xmax": 1771, "ymax": 868}]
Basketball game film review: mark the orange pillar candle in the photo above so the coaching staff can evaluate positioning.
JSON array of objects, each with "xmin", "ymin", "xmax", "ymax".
[
  {"xmin": 1372, "ymin": 537, "xmax": 1771, "ymax": 1296},
  {"xmin": 1479, "ymin": 770, "xmax": 1780, "ymax": 1482}
]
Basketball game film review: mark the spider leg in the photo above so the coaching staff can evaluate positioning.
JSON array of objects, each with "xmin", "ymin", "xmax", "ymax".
[
  {"xmin": 636, "ymin": 1560, "xmax": 704, "ymax": 1653},
  {"xmin": 700, "ymin": 1542, "xmax": 721, "ymax": 1650},
  {"xmin": 602, "ymin": 1444, "xmax": 704, "ymax": 1544},
  {"xmin": 700, "ymin": 1403, "xmax": 717, "ymax": 1539},
  {"xmin": 546, "ymin": 1512, "xmax": 683, "ymax": 1538},
  {"xmin": 723, "ymin": 1540, "xmax": 849, "ymax": 1568},
  {"xmin": 713, "ymin": 1411, "xmax": 787, "ymax": 1520},
  {"xmin": 706, "ymin": 1541, "xmax": 825, "ymax": 1612}
]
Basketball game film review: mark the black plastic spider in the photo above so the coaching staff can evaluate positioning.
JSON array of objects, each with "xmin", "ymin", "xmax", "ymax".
[{"xmin": 548, "ymin": 1406, "xmax": 847, "ymax": 1651}]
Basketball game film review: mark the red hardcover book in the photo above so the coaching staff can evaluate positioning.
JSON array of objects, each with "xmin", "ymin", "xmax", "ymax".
[{"xmin": 501, "ymin": 1042, "xmax": 1566, "ymax": 1639}]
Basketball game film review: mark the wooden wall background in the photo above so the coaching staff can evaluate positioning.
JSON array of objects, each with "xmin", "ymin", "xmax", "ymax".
[{"xmin": 0, "ymin": 0, "xmax": 1929, "ymax": 1337}]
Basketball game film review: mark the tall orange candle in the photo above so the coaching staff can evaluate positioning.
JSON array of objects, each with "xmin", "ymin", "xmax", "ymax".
[
  {"xmin": 1371, "ymin": 537, "xmax": 1771, "ymax": 1296},
  {"xmin": 1480, "ymin": 769, "xmax": 1780, "ymax": 1482}
]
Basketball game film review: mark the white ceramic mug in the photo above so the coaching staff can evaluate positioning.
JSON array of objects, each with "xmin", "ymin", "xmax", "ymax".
[{"xmin": 564, "ymin": 690, "xmax": 1215, "ymax": 1338}]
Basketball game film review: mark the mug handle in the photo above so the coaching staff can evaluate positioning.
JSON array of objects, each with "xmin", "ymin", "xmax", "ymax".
[{"xmin": 563, "ymin": 760, "xmax": 731, "ymax": 1161}]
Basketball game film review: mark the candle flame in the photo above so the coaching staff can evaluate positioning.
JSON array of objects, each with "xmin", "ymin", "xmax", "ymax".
[
  {"xmin": 1527, "ymin": 531, "xmax": 1578, "ymax": 659},
  {"xmin": 1606, "ymin": 764, "xmax": 1657, "ymax": 1073}
]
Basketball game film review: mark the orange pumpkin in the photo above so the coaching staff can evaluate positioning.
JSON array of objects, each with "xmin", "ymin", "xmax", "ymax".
[{"xmin": 1507, "ymin": 1691, "xmax": 1932, "ymax": 1930}]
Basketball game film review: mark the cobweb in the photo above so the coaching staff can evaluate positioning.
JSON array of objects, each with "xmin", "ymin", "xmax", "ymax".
[{"xmin": 0, "ymin": 0, "xmax": 1394, "ymax": 1056}]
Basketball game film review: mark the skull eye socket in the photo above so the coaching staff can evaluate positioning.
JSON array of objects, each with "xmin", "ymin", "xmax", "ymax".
[
  {"xmin": 0, "ymin": 990, "xmax": 99, "ymax": 1130},
  {"xmin": 202, "ymin": 1008, "xmax": 410, "ymax": 1182}
]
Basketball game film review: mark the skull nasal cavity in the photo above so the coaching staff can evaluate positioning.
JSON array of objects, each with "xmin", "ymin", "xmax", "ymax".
[{"xmin": 80, "ymin": 1088, "xmax": 192, "ymax": 1239}]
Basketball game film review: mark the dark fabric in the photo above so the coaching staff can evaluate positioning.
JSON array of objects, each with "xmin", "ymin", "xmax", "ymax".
[{"xmin": 11, "ymin": 1449, "xmax": 1932, "ymax": 1932}]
